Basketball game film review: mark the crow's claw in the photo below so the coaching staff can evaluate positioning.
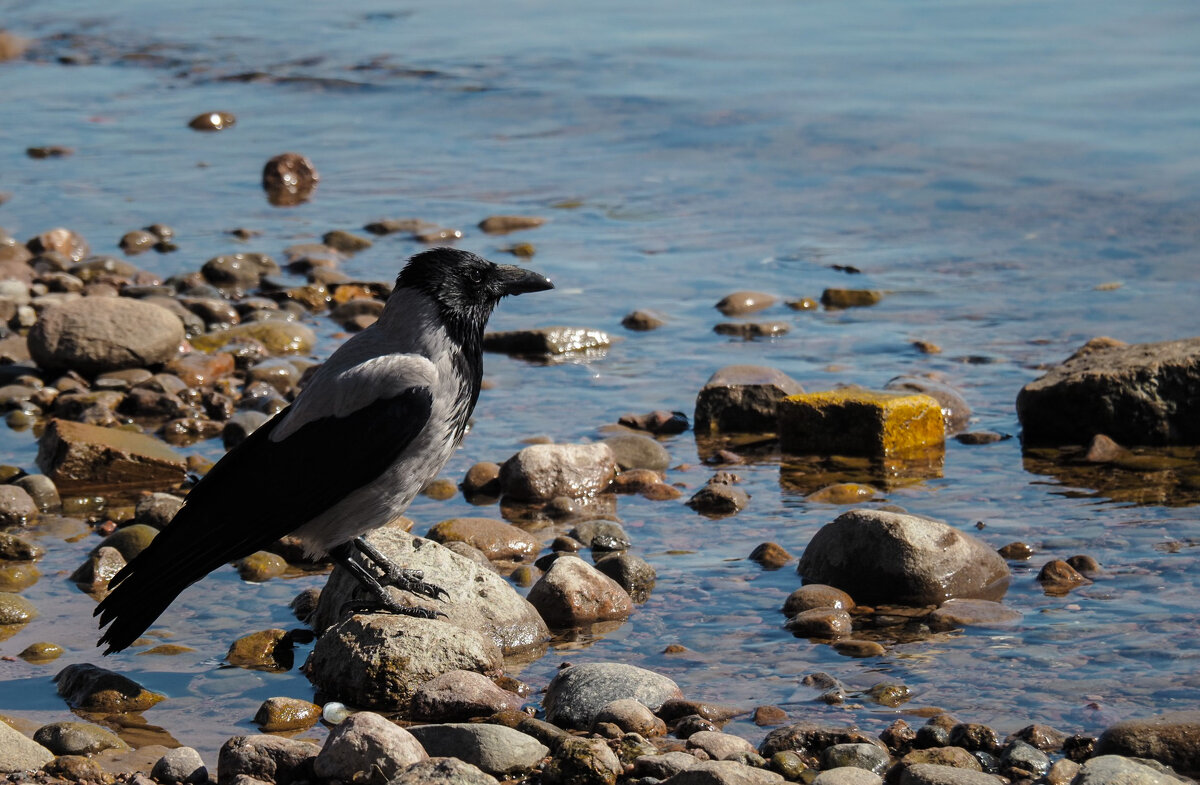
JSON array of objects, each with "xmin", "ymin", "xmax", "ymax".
[
  {"xmin": 340, "ymin": 598, "xmax": 443, "ymax": 620},
  {"xmin": 382, "ymin": 568, "xmax": 450, "ymax": 603}
]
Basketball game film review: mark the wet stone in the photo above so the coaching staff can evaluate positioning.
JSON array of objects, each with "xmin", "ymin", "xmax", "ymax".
[
  {"xmin": 716, "ymin": 291, "xmax": 777, "ymax": 316},
  {"xmin": 98, "ymin": 523, "xmax": 158, "ymax": 561},
  {"xmin": 865, "ymin": 683, "xmax": 910, "ymax": 708},
  {"xmin": 322, "ymin": 230, "xmax": 373, "ymax": 253},
  {"xmin": 593, "ymin": 698, "xmax": 667, "ymax": 737},
  {"xmin": 54, "ymin": 663, "xmax": 165, "ymax": 712},
  {"xmin": 36, "ymin": 418, "xmax": 187, "ymax": 493},
  {"xmin": 806, "ymin": 483, "xmax": 879, "ymax": 505},
  {"xmin": 134, "ymin": 492, "xmax": 184, "ymax": 529},
  {"xmin": 779, "ymin": 389, "xmax": 945, "ymax": 459},
  {"xmin": 119, "ymin": 230, "xmax": 158, "ymax": 255},
  {"xmin": 758, "ymin": 721, "xmax": 887, "ymax": 760},
  {"xmin": 797, "ymin": 509, "xmax": 1010, "ymax": 606},
  {"xmin": 484, "ymin": 326, "xmax": 611, "ymax": 356},
  {"xmin": 594, "ymin": 552, "xmax": 657, "ymax": 602},
  {"xmin": 1094, "ymin": 710, "xmax": 1200, "ymax": 775},
  {"xmin": 570, "ymin": 520, "xmax": 632, "ymax": 551},
  {"xmin": 821, "ymin": 289, "xmax": 883, "ymax": 308},
  {"xmin": 948, "ymin": 724, "xmax": 1000, "ymax": 754},
  {"xmin": 410, "ymin": 670, "xmax": 522, "ymax": 721},
  {"xmin": 363, "ymin": 218, "xmax": 430, "ymax": 235},
  {"xmin": 166, "ymin": 351, "xmax": 237, "ymax": 387},
  {"xmin": 499, "ymin": 442, "xmax": 617, "ymax": 501},
  {"xmin": 954, "ymin": 431, "xmax": 1008, "ymax": 445},
  {"xmin": 69, "ymin": 545, "xmax": 125, "ymax": 589},
  {"xmin": 882, "ymin": 720, "xmax": 917, "ymax": 755},
  {"xmin": 1036, "ymin": 559, "xmax": 1090, "ymax": 594},
  {"xmin": 622, "ymin": 310, "xmax": 666, "ymax": 331},
  {"xmin": 750, "ymin": 542, "xmax": 792, "ymax": 569},
  {"xmin": 0, "ymin": 487, "xmax": 37, "ymax": 528},
  {"xmin": 262, "ymin": 152, "xmax": 319, "ymax": 206},
  {"xmin": 235, "ymin": 551, "xmax": 288, "ymax": 582},
  {"xmin": 687, "ymin": 475, "xmax": 750, "ymax": 516},
  {"xmin": 604, "ymin": 433, "xmax": 671, "ymax": 471},
  {"xmin": 32, "ymin": 721, "xmax": 128, "ymax": 755},
  {"xmin": 426, "ymin": 517, "xmax": 540, "ymax": 562},
  {"xmin": 928, "ymin": 599, "xmax": 1021, "ymax": 630},
  {"xmin": 998, "ymin": 542, "xmax": 1033, "ymax": 560},
  {"xmin": 695, "ymin": 365, "xmax": 803, "ymax": 434},
  {"xmin": 478, "ymin": 215, "xmax": 546, "ymax": 234},
  {"xmin": 0, "ymin": 591, "xmax": 37, "ymax": 624},
  {"xmin": 227, "ymin": 628, "xmax": 292, "ymax": 671},
  {"xmin": 782, "ymin": 585, "xmax": 855, "ymax": 616},
  {"xmin": 831, "ymin": 640, "xmax": 885, "ymax": 658},
  {"xmin": 713, "ymin": 321, "xmax": 790, "ymax": 339},
  {"xmin": 189, "ymin": 110, "xmax": 236, "ymax": 130},
  {"xmin": 999, "ymin": 740, "xmax": 1049, "ymax": 778},
  {"xmin": 884, "ymin": 376, "xmax": 972, "ymax": 435},
  {"xmin": 785, "ymin": 608, "xmax": 852, "ymax": 638},
  {"xmin": 407, "ymin": 723, "xmax": 548, "ymax": 777},
  {"xmin": 527, "ymin": 554, "xmax": 634, "ymax": 627},
  {"xmin": 1006, "ymin": 724, "xmax": 1066, "ymax": 753},
  {"xmin": 19, "ymin": 642, "xmax": 64, "ymax": 663}
]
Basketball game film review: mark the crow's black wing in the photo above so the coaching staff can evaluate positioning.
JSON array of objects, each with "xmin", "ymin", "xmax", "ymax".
[{"xmin": 95, "ymin": 386, "xmax": 433, "ymax": 653}]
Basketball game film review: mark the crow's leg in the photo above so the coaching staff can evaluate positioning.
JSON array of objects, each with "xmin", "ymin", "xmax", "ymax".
[
  {"xmin": 352, "ymin": 536, "xmax": 450, "ymax": 602},
  {"xmin": 329, "ymin": 542, "xmax": 444, "ymax": 619}
]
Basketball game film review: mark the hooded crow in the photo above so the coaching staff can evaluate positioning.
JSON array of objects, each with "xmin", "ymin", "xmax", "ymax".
[{"xmin": 95, "ymin": 248, "xmax": 553, "ymax": 654}]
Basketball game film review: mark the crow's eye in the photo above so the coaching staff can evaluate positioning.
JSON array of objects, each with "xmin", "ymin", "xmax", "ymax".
[{"xmin": 466, "ymin": 269, "xmax": 483, "ymax": 284}]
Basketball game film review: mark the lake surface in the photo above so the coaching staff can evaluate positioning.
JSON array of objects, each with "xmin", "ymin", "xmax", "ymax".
[{"xmin": 1, "ymin": 0, "xmax": 1199, "ymax": 761}]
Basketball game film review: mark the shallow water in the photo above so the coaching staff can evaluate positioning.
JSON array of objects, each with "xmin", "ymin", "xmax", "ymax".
[{"xmin": 1, "ymin": 0, "xmax": 1200, "ymax": 762}]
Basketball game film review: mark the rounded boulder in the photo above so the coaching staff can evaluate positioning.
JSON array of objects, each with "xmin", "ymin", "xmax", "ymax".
[{"xmin": 29, "ymin": 297, "xmax": 184, "ymax": 375}]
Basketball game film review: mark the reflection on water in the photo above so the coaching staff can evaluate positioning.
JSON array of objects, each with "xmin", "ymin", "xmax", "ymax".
[{"xmin": 0, "ymin": 0, "xmax": 1199, "ymax": 762}]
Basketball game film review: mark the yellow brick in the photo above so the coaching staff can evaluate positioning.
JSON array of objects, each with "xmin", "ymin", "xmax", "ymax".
[{"xmin": 779, "ymin": 388, "xmax": 945, "ymax": 458}]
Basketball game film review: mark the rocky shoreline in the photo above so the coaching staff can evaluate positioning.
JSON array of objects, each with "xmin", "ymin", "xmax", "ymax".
[{"xmin": 1, "ymin": 220, "xmax": 1199, "ymax": 785}]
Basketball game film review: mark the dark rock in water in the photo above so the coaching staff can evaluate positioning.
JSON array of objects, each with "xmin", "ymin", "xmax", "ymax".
[
  {"xmin": 235, "ymin": 551, "xmax": 287, "ymax": 582},
  {"xmin": 0, "ymin": 531, "xmax": 43, "ymax": 561},
  {"xmin": 483, "ymin": 327, "xmax": 610, "ymax": 356},
  {"xmin": 27, "ymin": 227, "xmax": 89, "ymax": 263},
  {"xmin": 461, "ymin": 461, "xmax": 502, "ymax": 498},
  {"xmin": 619, "ymin": 409, "xmax": 689, "ymax": 434},
  {"xmin": 954, "ymin": 431, "xmax": 1009, "ymax": 445},
  {"xmin": 594, "ymin": 552, "xmax": 656, "ymax": 602},
  {"xmin": 713, "ymin": 321, "xmax": 790, "ymax": 339},
  {"xmin": 1083, "ymin": 433, "xmax": 1127, "ymax": 462},
  {"xmin": 1036, "ymin": 559, "xmax": 1090, "ymax": 595},
  {"xmin": 410, "ymin": 669, "xmax": 521, "ymax": 721},
  {"xmin": 1005, "ymin": 724, "xmax": 1066, "ymax": 753},
  {"xmin": 997, "ymin": 542, "xmax": 1033, "ymax": 560},
  {"xmin": 478, "ymin": 215, "xmax": 546, "ymax": 234},
  {"xmin": 687, "ymin": 476, "xmax": 749, "ymax": 517},
  {"xmin": 26, "ymin": 145, "xmax": 74, "ymax": 159},
  {"xmin": 262, "ymin": 152, "xmax": 319, "ymax": 207},
  {"xmin": 69, "ymin": 545, "xmax": 125, "ymax": 590},
  {"xmin": 622, "ymin": 310, "xmax": 666, "ymax": 331},
  {"xmin": 1094, "ymin": 710, "xmax": 1200, "ymax": 775},
  {"xmin": 749, "ymin": 542, "xmax": 791, "ymax": 569},
  {"xmin": 134, "ymin": 492, "xmax": 184, "ymax": 529},
  {"xmin": 797, "ymin": 509, "xmax": 1010, "ymax": 605},
  {"xmin": 322, "ymin": 230, "xmax": 373, "ymax": 253},
  {"xmin": 119, "ymin": 229, "xmax": 158, "ymax": 255},
  {"xmin": 28, "ymin": 297, "xmax": 184, "ymax": 374},
  {"xmin": 1016, "ymin": 336, "xmax": 1200, "ymax": 446},
  {"xmin": 884, "ymin": 376, "xmax": 972, "ymax": 435},
  {"xmin": 218, "ymin": 734, "xmax": 319, "ymax": 785},
  {"xmin": 0, "ymin": 591, "xmax": 37, "ymax": 624},
  {"xmin": 782, "ymin": 584, "xmax": 855, "ymax": 616},
  {"xmin": 95, "ymin": 523, "xmax": 158, "ymax": 562},
  {"xmin": 527, "ymin": 555, "xmax": 633, "ymax": 627},
  {"xmin": 821, "ymin": 289, "xmax": 883, "ymax": 308},
  {"xmin": 778, "ymin": 388, "xmax": 945, "ymax": 459},
  {"xmin": 254, "ymin": 696, "xmax": 321, "ymax": 732},
  {"xmin": 227, "ymin": 628, "xmax": 293, "ymax": 672},
  {"xmin": 949, "ymin": 724, "xmax": 1000, "ymax": 754},
  {"xmin": 603, "ymin": 433, "xmax": 671, "ymax": 471},
  {"xmin": 54, "ymin": 663, "xmax": 165, "ymax": 712},
  {"xmin": 313, "ymin": 711, "xmax": 427, "ymax": 782},
  {"xmin": 188, "ymin": 111, "xmax": 236, "ymax": 131},
  {"xmin": 544, "ymin": 662, "xmax": 682, "ymax": 730},
  {"xmin": 694, "ymin": 365, "xmax": 803, "ymax": 434},
  {"xmin": 37, "ymin": 418, "xmax": 187, "ymax": 493},
  {"xmin": 202, "ymin": 253, "xmax": 280, "ymax": 291},
  {"xmin": 785, "ymin": 608, "xmax": 852, "ymax": 638},
  {"xmin": 716, "ymin": 291, "xmax": 777, "ymax": 316},
  {"xmin": 363, "ymin": 218, "xmax": 431, "ymax": 235},
  {"xmin": 32, "ymin": 721, "xmax": 128, "ymax": 755},
  {"xmin": 224, "ymin": 410, "xmax": 271, "ymax": 449},
  {"xmin": 927, "ymin": 599, "xmax": 1021, "ymax": 630}
]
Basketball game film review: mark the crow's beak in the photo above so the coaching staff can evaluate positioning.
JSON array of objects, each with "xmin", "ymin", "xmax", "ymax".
[{"xmin": 497, "ymin": 264, "xmax": 554, "ymax": 296}]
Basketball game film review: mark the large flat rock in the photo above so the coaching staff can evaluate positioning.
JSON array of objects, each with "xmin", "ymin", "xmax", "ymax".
[
  {"xmin": 1016, "ymin": 337, "xmax": 1200, "ymax": 446},
  {"xmin": 36, "ymin": 419, "xmax": 186, "ymax": 493}
]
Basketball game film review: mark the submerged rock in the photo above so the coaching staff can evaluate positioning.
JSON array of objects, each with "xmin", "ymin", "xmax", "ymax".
[
  {"xmin": 1016, "ymin": 337, "xmax": 1200, "ymax": 446},
  {"xmin": 262, "ymin": 152, "xmax": 319, "ymax": 207},
  {"xmin": 499, "ymin": 442, "xmax": 617, "ymax": 501},
  {"xmin": 483, "ymin": 327, "xmax": 610, "ymax": 356},
  {"xmin": 254, "ymin": 697, "xmax": 321, "ymax": 732},
  {"xmin": 54, "ymin": 663, "xmax": 165, "ymax": 713},
  {"xmin": 37, "ymin": 418, "xmax": 186, "ymax": 493},
  {"xmin": 797, "ymin": 510, "xmax": 1009, "ymax": 605}
]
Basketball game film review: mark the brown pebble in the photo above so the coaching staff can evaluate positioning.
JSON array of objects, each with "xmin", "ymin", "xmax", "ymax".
[
  {"xmin": 663, "ymin": 643, "xmax": 687, "ymax": 654},
  {"xmin": 421, "ymin": 478, "xmax": 457, "ymax": 501},
  {"xmin": 415, "ymin": 227, "xmax": 463, "ymax": 243},
  {"xmin": 821, "ymin": 289, "xmax": 883, "ymax": 308},
  {"xmin": 1083, "ymin": 433, "xmax": 1126, "ymax": 463},
  {"xmin": 621, "ymin": 310, "xmax": 666, "ymax": 331},
  {"xmin": 462, "ymin": 461, "xmax": 501, "ymax": 498},
  {"xmin": 715, "ymin": 291, "xmax": 776, "ymax": 316},
  {"xmin": 955, "ymin": 430, "xmax": 1009, "ymax": 444},
  {"xmin": 1037, "ymin": 559, "xmax": 1090, "ymax": 595},
  {"xmin": 782, "ymin": 584, "xmax": 855, "ymax": 616},
  {"xmin": 748, "ymin": 542, "xmax": 791, "ymax": 569},
  {"xmin": 785, "ymin": 608, "xmax": 852, "ymax": 638},
  {"xmin": 753, "ymin": 706, "xmax": 788, "ymax": 726},
  {"xmin": 999, "ymin": 541, "xmax": 1034, "ymax": 560},
  {"xmin": 262, "ymin": 152, "xmax": 319, "ymax": 206},
  {"xmin": 503, "ymin": 243, "xmax": 536, "ymax": 258},
  {"xmin": 189, "ymin": 111, "xmax": 236, "ymax": 131},
  {"xmin": 641, "ymin": 483, "xmax": 683, "ymax": 501},
  {"xmin": 27, "ymin": 146, "xmax": 74, "ymax": 159},
  {"xmin": 805, "ymin": 483, "xmax": 877, "ymax": 504},
  {"xmin": 912, "ymin": 340, "xmax": 942, "ymax": 354},
  {"xmin": 713, "ymin": 321, "xmax": 790, "ymax": 338},
  {"xmin": 831, "ymin": 639, "xmax": 885, "ymax": 657},
  {"xmin": 1066, "ymin": 554, "xmax": 1101, "ymax": 575},
  {"xmin": 785, "ymin": 297, "xmax": 819, "ymax": 311},
  {"xmin": 478, "ymin": 215, "xmax": 546, "ymax": 234}
]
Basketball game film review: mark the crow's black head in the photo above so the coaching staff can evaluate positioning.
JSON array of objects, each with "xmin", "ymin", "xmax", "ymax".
[{"xmin": 396, "ymin": 248, "xmax": 553, "ymax": 317}]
